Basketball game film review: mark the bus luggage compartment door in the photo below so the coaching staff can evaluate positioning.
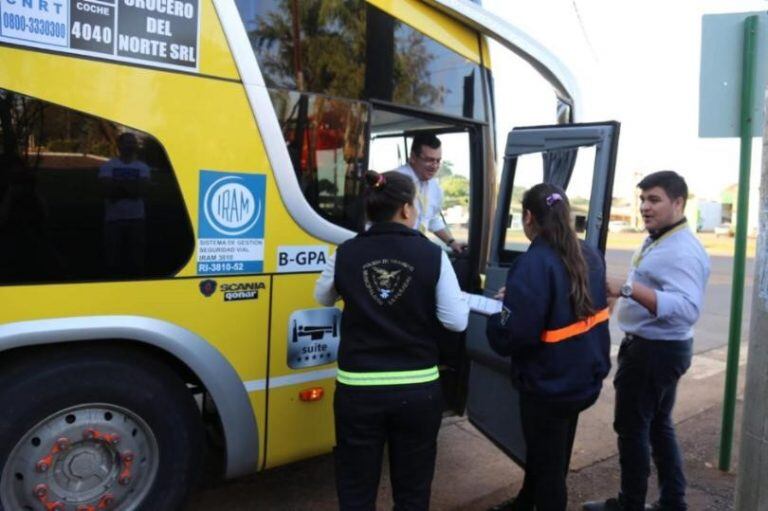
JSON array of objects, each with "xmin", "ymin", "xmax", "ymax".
[{"xmin": 465, "ymin": 122, "xmax": 620, "ymax": 465}]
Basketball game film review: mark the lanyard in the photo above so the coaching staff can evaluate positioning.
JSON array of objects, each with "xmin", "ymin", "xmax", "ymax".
[
  {"xmin": 631, "ymin": 222, "xmax": 688, "ymax": 268},
  {"xmin": 416, "ymin": 180, "xmax": 429, "ymax": 233}
]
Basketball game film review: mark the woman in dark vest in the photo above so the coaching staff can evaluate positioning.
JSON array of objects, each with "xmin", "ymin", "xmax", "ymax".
[
  {"xmin": 486, "ymin": 183, "xmax": 611, "ymax": 511},
  {"xmin": 315, "ymin": 170, "xmax": 469, "ymax": 510}
]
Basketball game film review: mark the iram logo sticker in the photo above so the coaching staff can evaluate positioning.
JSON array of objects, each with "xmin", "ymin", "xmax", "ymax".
[
  {"xmin": 198, "ymin": 171, "xmax": 266, "ymax": 275},
  {"xmin": 202, "ymin": 175, "xmax": 262, "ymax": 236}
]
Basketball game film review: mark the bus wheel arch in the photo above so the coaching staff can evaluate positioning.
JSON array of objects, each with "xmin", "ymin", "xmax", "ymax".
[{"xmin": 0, "ymin": 317, "xmax": 260, "ymax": 482}]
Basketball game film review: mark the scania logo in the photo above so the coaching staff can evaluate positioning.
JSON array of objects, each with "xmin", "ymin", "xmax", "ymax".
[
  {"xmin": 203, "ymin": 176, "xmax": 261, "ymax": 236},
  {"xmin": 222, "ymin": 282, "xmax": 266, "ymax": 301},
  {"xmin": 199, "ymin": 279, "xmax": 217, "ymax": 297}
]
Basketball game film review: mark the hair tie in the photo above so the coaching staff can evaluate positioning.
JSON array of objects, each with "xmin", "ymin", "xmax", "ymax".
[
  {"xmin": 545, "ymin": 192, "xmax": 563, "ymax": 207},
  {"xmin": 373, "ymin": 174, "xmax": 386, "ymax": 189}
]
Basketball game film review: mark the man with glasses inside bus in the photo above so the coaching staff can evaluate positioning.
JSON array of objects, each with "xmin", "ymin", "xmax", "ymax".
[{"xmin": 396, "ymin": 133, "xmax": 466, "ymax": 253}]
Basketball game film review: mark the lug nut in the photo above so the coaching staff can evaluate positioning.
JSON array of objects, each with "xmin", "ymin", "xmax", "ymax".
[
  {"xmin": 56, "ymin": 438, "xmax": 71, "ymax": 450},
  {"xmin": 122, "ymin": 452, "xmax": 134, "ymax": 462},
  {"xmin": 83, "ymin": 429, "xmax": 95, "ymax": 440},
  {"xmin": 102, "ymin": 494, "xmax": 115, "ymax": 506},
  {"xmin": 110, "ymin": 434, "xmax": 120, "ymax": 445},
  {"xmin": 34, "ymin": 484, "xmax": 48, "ymax": 497},
  {"xmin": 35, "ymin": 461, "xmax": 50, "ymax": 473},
  {"xmin": 119, "ymin": 475, "xmax": 131, "ymax": 485}
]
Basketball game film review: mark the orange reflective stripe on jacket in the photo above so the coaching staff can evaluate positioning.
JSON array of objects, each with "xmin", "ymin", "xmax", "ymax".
[{"xmin": 540, "ymin": 307, "xmax": 610, "ymax": 344}]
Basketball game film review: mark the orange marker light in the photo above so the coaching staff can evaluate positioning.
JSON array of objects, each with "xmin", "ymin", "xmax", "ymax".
[{"xmin": 299, "ymin": 387, "xmax": 325, "ymax": 402}]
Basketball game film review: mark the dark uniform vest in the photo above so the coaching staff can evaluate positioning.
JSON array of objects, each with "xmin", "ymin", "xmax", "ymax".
[{"xmin": 334, "ymin": 222, "xmax": 444, "ymax": 372}]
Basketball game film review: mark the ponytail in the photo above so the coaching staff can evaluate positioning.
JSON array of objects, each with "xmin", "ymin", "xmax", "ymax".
[
  {"xmin": 363, "ymin": 170, "xmax": 415, "ymax": 223},
  {"xmin": 522, "ymin": 183, "xmax": 595, "ymax": 319}
]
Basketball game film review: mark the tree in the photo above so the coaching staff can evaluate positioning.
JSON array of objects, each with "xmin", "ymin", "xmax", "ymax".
[
  {"xmin": 438, "ymin": 160, "xmax": 454, "ymax": 178},
  {"xmin": 441, "ymin": 175, "xmax": 469, "ymax": 208},
  {"xmin": 246, "ymin": 0, "xmax": 442, "ymax": 105}
]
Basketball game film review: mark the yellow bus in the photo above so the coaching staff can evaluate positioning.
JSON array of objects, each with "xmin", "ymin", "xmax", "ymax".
[{"xmin": 0, "ymin": 0, "xmax": 619, "ymax": 509}]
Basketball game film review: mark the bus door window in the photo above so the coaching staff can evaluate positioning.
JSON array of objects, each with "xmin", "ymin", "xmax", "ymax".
[
  {"xmin": 503, "ymin": 154, "xmax": 545, "ymax": 256},
  {"xmin": 502, "ymin": 144, "xmax": 604, "ymax": 262},
  {"xmin": 404, "ymin": 132, "xmax": 472, "ymax": 252},
  {"xmin": 564, "ymin": 145, "xmax": 598, "ymax": 239}
]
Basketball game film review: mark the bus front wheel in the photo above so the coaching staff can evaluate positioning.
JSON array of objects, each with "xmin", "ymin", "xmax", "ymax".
[{"xmin": 0, "ymin": 345, "xmax": 204, "ymax": 511}]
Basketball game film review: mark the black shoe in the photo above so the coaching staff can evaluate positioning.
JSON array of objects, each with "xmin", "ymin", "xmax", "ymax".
[{"xmin": 583, "ymin": 498, "xmax": 623, "ymax": 511}]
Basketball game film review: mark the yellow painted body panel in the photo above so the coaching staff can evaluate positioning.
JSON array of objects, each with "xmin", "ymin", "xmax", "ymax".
[
  {"xmin": 266, "ymin": 274, "xmax": 337, "ymax": 467},
  {"xmin": 481, "ymin": 35, "xmax": 492, "ymax": 68},
  {"xmin": 0, "ymin": 4, "xmax": 325, "ymax": 469},
  {"xmin": 197, "ymin": 0, "xmax": 240, "ymax": 80},
  {"xmin": 0, "ymin": 275, "xmax": 272, "ymax": 466},
  {"xmin": 367, "ymin": 0, "xmax": 481, "ymax": 64},
  {"xmin": 0, "ymin": 0, "xmax": 493, "ymax": 476}
]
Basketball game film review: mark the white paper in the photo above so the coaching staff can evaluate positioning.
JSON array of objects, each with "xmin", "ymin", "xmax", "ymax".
[{"xmin": 462, "ymin": 292, "xmax": 503, "ymax": 316}]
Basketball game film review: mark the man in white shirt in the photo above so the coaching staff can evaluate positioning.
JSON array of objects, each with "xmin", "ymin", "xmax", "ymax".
[
  {"xmin": 98, "ymin": 132, "xmax": 151, "ymax": 276},
  {"xmin": 395, "ymin": 133, "xmax": 465, "ymax": 253}
]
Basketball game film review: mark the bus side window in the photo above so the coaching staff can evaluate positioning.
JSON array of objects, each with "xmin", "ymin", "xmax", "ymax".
[{"xmin": 0, "ymin": 88, "xmax": 193, "ymax": 283}]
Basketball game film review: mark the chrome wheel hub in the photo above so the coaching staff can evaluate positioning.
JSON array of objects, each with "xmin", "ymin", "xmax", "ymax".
[{"xmin": 1, "ymin": 404, "xmax": 158, "ymax": 511}]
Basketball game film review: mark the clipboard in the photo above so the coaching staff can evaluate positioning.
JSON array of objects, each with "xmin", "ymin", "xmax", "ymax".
[{"xmin": 462, "ymin": 292, "xmax": 503, "ymax": 316}]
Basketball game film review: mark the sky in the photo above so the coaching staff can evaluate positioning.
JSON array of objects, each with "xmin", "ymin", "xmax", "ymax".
[{"xmin": 482, "ymin": 0, "xmax": 767, "ymax": 217}]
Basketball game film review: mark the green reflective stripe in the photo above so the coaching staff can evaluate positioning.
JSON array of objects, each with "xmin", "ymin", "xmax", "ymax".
[{"xmin": 337, "ymin": 366, "xmax": 439, "ymax": 386}]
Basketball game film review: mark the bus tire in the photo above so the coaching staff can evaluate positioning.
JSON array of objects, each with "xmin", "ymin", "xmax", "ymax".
[{"xmin": 0, "ymin": 345, "xmax": 204, "ymax": 511}]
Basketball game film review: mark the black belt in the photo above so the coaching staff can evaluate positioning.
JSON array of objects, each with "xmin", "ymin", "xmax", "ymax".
[{"xmin": 624, "ymin": 333, "xmax": 692, "ymax": 343}]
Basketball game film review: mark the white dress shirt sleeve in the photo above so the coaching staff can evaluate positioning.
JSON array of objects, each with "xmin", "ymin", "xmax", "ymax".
[
  {"xmin": 314, "ymin": 253, "xmax": 340, "ymax": 306},
  {"xmin": 436, "ymin": 251, "xmax": 469, "ymax": 331}
]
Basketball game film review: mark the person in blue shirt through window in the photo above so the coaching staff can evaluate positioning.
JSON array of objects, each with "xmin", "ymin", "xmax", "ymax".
[
  {"xmin": 486, "ymin": 183, "xmax": 611, "ymax": 511},
  {"xmin": 315, "ymin": 170, "xmax": 469, "ymax": 510}
]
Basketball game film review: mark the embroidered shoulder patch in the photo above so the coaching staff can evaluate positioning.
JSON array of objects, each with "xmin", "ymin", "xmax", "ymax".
[
  {"xmin": 362, "ymin": 259, "xmax": 414, "ymax": 305},
  {"xmin": 500, "ymin": 305, "xmax": 511, "ymax": 326}
]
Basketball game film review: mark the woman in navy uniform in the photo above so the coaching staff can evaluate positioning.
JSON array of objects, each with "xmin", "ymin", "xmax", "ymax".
[
  {"xmin": 315, "ymin": 170, "xmax": 469, "ymax": 510},
  {"xmin": 486, "ymin": 183, "xmax": 611, "ymax": 511}
]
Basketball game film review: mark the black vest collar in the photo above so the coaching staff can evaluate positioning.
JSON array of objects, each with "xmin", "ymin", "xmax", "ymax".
[{"xmin": 361, "ymin": 222, "xmax": 424, "ymax": 238}]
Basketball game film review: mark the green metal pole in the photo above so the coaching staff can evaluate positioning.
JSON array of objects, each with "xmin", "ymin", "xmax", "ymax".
[{"xmin": 719, "ymin": 14, "xmax": 757, "ymax": 472}]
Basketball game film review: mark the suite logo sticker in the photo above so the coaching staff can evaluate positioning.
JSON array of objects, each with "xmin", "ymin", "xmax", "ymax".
[{"xmin": 362, "ymin": 259, "xmax": 413, "ymax": 305}]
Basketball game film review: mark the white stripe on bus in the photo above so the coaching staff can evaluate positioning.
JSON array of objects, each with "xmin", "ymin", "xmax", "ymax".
[{"xmin": 243, "ymin": 368, "xmax": 338, "ymax": 393}]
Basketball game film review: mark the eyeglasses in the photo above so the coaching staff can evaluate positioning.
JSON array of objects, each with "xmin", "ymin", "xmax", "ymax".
[{"xmin": 416, "ymin": 154, "xmax": 441, "ymax": 165}]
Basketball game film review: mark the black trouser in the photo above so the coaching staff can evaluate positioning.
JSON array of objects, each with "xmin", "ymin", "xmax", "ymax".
[
  {"xmin": 514, "ymin": 392, "xmax": 599, "ymax": 511},
  {"xmin": 614, "ymin": 336, "xmax": 693, "ymax": 511},
  {"xmin": 333, "ymin": 379, "xmax": 443, "ymax": 511}
]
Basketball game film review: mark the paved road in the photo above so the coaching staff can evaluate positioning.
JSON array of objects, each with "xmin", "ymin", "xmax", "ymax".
[{"xmin": 605, "ymin": 249, "xmax": 755, "ymax": 353}]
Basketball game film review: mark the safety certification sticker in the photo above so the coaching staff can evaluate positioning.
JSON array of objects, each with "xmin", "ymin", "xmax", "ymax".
[
  {"xmin": 197, "ymin": 171, "xmax": 265, "ymax": 275},
  {"xmin": 0, "ymin": 0, "xmax": 200, "ymax": 71}
]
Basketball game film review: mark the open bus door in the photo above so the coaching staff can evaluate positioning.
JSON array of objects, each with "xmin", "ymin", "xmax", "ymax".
[{"xmin": 464, "ymin": 122, "xmax": 620, "ymax": 464}]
